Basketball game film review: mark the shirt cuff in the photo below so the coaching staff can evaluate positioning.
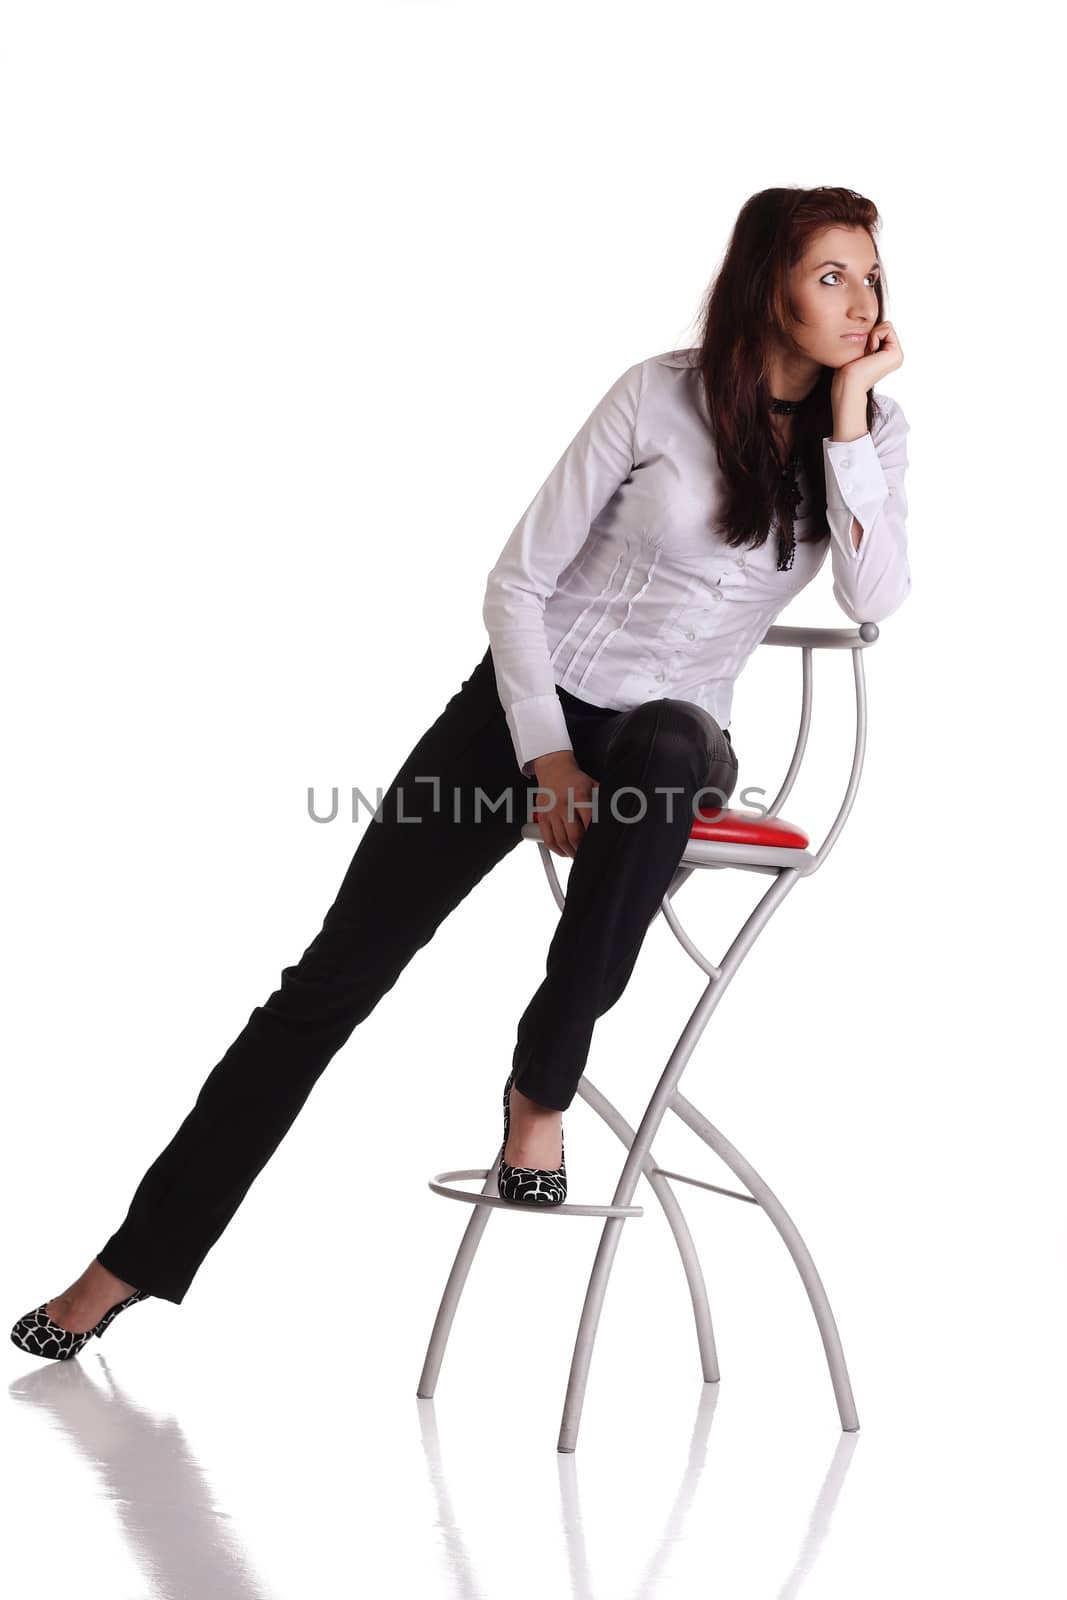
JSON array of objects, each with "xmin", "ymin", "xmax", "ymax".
[
  {"xmin": 822, "ymin": 431, "xmax": 889, "ymax": 557},
  {"xmin": 507, "ymin": 694, "xmax": 574, "ymax": 779}
]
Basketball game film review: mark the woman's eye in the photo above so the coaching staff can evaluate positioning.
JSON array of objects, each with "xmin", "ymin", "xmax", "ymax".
[{"xmin": 821, "ymin": 271, "xmax": 879, "ymax": 287}]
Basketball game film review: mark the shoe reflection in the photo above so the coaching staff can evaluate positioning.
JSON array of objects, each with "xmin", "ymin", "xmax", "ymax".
[{"xmin": 8, "ymin": 1357, "xmax": 272, "ymax": 1599}]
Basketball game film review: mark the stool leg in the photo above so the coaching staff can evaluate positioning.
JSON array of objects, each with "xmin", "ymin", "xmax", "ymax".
[
  {"xmin": 558, "ymin": 1214, "xmax": 629, "ymax": 1453},
  {"xmin": 578, "ymin": 1076, "xmax": 720, "ymax": 1383},
  {"xmin": 557, "ymin": 1083, "xmax": 697, "ymax": 1452},
  {"xmin": 416, "ymin": 1157, "xmax": 500, "ymax": 1398},
  {"xmin": 669, "ymin": 1091, "xmax": 860, "ymax": 1433}
]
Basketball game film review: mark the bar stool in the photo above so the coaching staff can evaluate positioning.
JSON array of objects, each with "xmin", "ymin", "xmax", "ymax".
[{"xmin": 418, "ymin": 620, "xmax": 880, "ymax": 1452}]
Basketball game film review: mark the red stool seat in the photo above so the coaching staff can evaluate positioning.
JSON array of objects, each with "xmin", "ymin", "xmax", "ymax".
[{"xmin": 688, "ymin": 807, "xmax": 810, "ymax": 848}]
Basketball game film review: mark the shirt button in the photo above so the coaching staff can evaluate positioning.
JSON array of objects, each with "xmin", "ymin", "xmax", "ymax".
[
  {"xmin": 655, "ymin": 671, "xmax": 665, "ymax": 682},
  {"xmin": 712, "ymin": 590, "xmax": 723, "ymax": 601},
  {"xmin": 737, "ymin": 556, "xmax": 746, "ymax": 568},
  {"xmin": 685, "ymin": 629, "xmax": 695, "ymax": 640},
  {"xmin": 841, "ymin": 457, "xmax": 851, "ymax": 468}
]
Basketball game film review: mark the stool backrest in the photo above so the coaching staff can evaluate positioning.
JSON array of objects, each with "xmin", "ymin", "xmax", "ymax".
[{"xmin": 756, "ymin": 620, "xmax": 879, "ymax": 875}]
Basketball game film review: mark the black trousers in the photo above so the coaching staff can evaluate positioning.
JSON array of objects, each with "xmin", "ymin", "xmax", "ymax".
[{"xmin": 96, "ymin": 646, "xmax": 739, "ymax": 1304}]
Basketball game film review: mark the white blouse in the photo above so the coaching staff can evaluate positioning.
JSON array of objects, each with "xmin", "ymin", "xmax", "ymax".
[{"xmin": 482, "ymin": 347, "xmax": 911, "ymax": 777}]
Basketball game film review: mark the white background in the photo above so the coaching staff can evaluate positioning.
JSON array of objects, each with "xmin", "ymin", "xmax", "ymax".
[{"xmin": 3, "ymin": 3, "xmax": 1063, "ymax": 1597}]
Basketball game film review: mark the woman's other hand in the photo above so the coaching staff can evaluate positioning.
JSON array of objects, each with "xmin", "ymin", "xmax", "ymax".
[{"xmin": 530, "ymin": 751, "xmax": 600, "ymax": 858}]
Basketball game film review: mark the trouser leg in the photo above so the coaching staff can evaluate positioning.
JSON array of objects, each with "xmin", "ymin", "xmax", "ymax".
[
  {"xmin": 511, "ymin": 696, "xmax": 738, "ymax": 1111},
  {"xmin": 96, "ymin": 649, "xmax": 528, "ymax": 1304}
]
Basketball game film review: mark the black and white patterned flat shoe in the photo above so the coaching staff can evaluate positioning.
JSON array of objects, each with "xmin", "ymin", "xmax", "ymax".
[
  {"xmin": 497, "ymin": 1068, "xmax": 567, "ymax": 1206},
  {"xmin": 10, "ymin": 1288, "xmax": 150, "ymax": 1362}
]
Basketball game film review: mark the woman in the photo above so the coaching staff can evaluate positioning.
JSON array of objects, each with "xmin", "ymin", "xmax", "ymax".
[{"xmin": 11, "ymin": 183, "xmax": 910, "ymax": 1360}]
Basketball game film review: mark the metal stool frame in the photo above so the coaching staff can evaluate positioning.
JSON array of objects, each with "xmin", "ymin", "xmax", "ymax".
[{"xmin": 418, "ymin": 620, "xmax": 880, "ymax": 1451}]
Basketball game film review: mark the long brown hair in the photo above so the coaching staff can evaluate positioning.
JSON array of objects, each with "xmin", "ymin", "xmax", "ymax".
[{"xmin": 691, "ymin": 185, "xmax": 890, "ymax": 559}]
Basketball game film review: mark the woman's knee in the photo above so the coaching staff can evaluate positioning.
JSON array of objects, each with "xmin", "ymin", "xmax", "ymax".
[{"xmin": 611, "ymin": 697, "xmax": 718, "ymax": 783}]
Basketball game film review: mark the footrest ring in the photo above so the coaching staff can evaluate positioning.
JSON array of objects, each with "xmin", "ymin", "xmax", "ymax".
[{"xmin": 428, "ymin": 1168, "xmax": 643, "ymax": 1218}]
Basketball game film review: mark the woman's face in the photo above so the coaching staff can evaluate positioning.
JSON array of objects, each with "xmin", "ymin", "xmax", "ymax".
[{"xmin": 783, "ymin": 225, "xmax": 882, "ymax": 370}]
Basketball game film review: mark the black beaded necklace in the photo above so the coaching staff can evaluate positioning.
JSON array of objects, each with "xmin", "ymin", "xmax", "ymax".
[{"xmin": 770, "ymin": 396, "xmax": 803, "ymax": 572}]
